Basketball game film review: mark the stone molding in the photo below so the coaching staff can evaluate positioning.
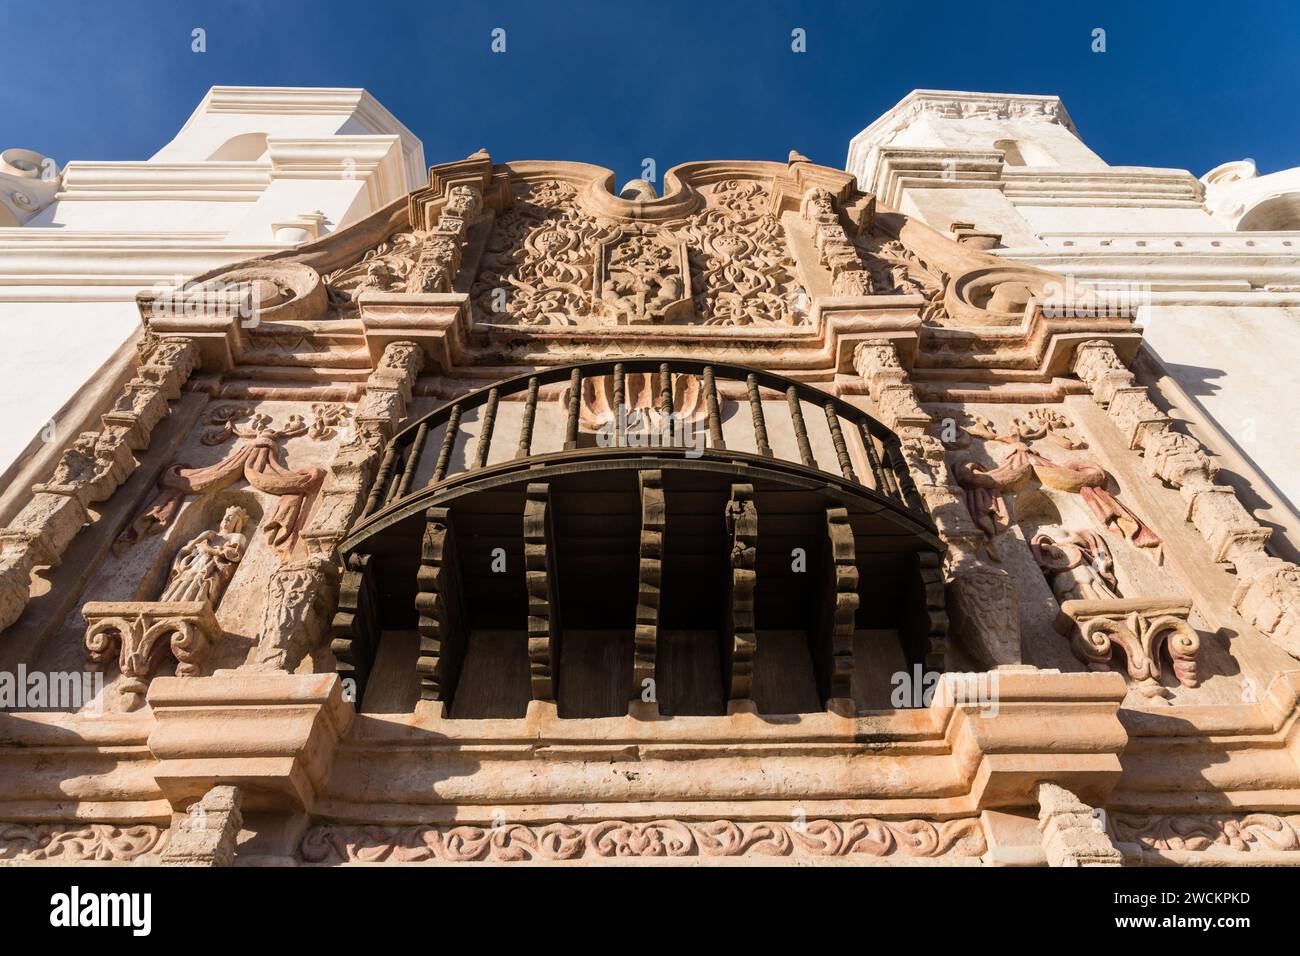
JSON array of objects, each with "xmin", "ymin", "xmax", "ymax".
[
  {"xmin": 1071, "ymin": 340, "xmax": 1300, "ymax": 657},
  {"xmin": 300, "ymin": 816, "xmax": 988, "ymax": 865},
  {"xmin": 0, "ymin": 335, "xmax": 199, "ymax": 633},
  {"xmin": 146, "ymin": 673, "xmax": 353, "ymax": 813}
]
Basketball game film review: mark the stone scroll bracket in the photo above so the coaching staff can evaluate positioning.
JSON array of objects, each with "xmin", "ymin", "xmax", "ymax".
[{"xmin": 1072, "ymin": 339, "xmax": 1300, "ymax": 659}]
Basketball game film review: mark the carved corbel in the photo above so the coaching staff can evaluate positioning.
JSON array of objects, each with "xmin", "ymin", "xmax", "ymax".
[
  {"xmin": 1056, "ymin": 598, "xmax": 1200, "ymax": 699},
  {"xmin": 1036, "ymin": 782, "xmax": 1122, "ymax": 867},
  {"xmin": 83, "ymin": 601, "xmax": 222, "ymax": 710}
]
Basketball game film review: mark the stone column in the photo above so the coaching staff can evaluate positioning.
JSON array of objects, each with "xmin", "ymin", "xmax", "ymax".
[{"xmin": 854, "ymin": 341, "xmax": 1021, "ymax": 666}]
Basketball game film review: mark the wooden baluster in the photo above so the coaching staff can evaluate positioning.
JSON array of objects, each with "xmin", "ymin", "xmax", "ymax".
[
  {"xmin": 396, "ymin": 422, "xmax": 430, "ymax": 499},
  {"xmin": 787, "ymin": 386, "xmax": 815, "ymax": 467},
  {"xmin": 361, "ymin": 443, "xmax": 398, "ymax": 518},
  {"xmin": 384, "ymin": 449, "xmax": 406, "ymax": 505},
  {"xmin": 516, "ymin": 376, "xmax": 540, "ymax": 459},
  {"xmin": 472, "ymin": 388, "xmax": 500, "ymax": 469},
  {"xmin": 612, "ymin": 363, "xmax": 626, "ymax": 447},
  {"xmin": 430, "ymin": 404, "xmax": 462, "ymax": 485},
  {"xmin": 658, "ymin": 362, "xmax": 674, "ymax": 444},
  {"xmin": 746, "ymin": 374, "xmax": 772, "ymax": 458},
  {"xmin": 823, "ymin": 403, "xmax": 856, "ymax": 482},
  {"xmin": 564, "ymin": 368, "xmax": 581, "ymax": 450},
  {"xmin": 859, "ymin": 421, "xmax": 896, "ymax": 498},
  {"xmin": 704, "ymin": 365, "xmax": 725, "ymax": 450},
  {"xmin": 885, "ymin": 436, "xmax": 924, "ymax": 514}
]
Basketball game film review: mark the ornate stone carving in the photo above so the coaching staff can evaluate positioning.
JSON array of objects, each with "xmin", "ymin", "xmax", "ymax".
[
  {"xmin": 593, "ymin": 228, "xmax": 692, "ymax": 324},
  {"xmin": 0, "ymin": 336, "xmax": 198, "ymax": 632},
  {"xmin": 672, "ymin": 179, "xmax": 803, "ymax": 326},
  {"xmin": 300, "ymin": 816, "xmax": 987, "ymax": 864},
  {"xmin": 1108, "ymin": 813, "xmax": 1300, "ymax": 853},
  {"xmin": 1071, "ymin": 340, "xmax": 1300, "ymax": 658},
  {"xmin": 355, "ymin": 340, "xmax": 424, "ymax": 441},
  {"xmin": 83, "ymin": 601, "xmax": 222, "ymax": 709},
  {"xmin": 252, "ymin": 556, "xmax": 339, "ymax": 673},
  {"xmin": 947, "ymin": 563, "xmax": 1021, "ymax": 666},
  {"xmin": 326, "ymin": 185, "xmax": 481, "ymax": 306},
  {"xmin": 1056, "ymin": 598, "xmax": 1200, "ymax": 698},
  {"xmin": 1036, "ymin": 782, "xmax": 1122, "ymax": 867},
  {"xmin": 0, "ymin": 824, "xmax": 167, "ymax": 864},
  {"xmin": 159, "ymin": 505, "xmax": 249, "ymax": 605},
  {"xmin": 116, "ymin": 414, "xmax": 325, "ymax": 555},
  {"xmin": 160, "ymin": 785, "xmax": 243, "ymax": 867},
  {"xmin": 955, "ymin": 442, "xmax": 1161, "ymax": 559},
  {"xmin": 1031, "ymin": 530, "xmax": 1118, "ymax": 603}
]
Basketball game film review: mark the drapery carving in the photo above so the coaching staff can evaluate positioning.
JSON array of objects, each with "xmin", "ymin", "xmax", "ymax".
[
  {"xmin": 955, "ymin": 442, "xmax": 1161, "ymax": 559},
  {"xmin": 116, "ymin": 416, "xmax": 325, "ymax": 554}
]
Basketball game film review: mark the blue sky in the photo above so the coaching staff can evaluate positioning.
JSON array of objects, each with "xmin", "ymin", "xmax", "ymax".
[{"xmin": 3, "ymin": 0, "xmax": 1298, "ymax": 183}]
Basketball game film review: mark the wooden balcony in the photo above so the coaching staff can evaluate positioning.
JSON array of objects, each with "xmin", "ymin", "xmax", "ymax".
[{"xmin": 334, "ymin": 359, "xmax": 946, "ymax": 718}]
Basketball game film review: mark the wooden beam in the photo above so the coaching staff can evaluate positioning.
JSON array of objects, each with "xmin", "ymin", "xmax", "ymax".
[
  {"xmin": 725, "ymin": 483, "xmax": 758, "ymax": 700},
  {"xmin": 331, "ymin": 552, "xmax": 379, "ymax": 705},
  {"xmin": 633, "ymin": 470, "xmax": 664, "ymax": 699},
  {"xmin": 823, "ymin": 506, "xmax": 859, "ymax": 702},
  {"xmin": 415, "ymin": 506, "xmax": 469, "ymax": 702},
  {"xmin": 524, "ymin": 482, "xmax": 560, "ymax": 701}
]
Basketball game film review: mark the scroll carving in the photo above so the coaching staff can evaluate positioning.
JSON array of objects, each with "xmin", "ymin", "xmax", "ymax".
[
  {"xmin": 300, "ymin": 816, "xmax": 987, "ymax": 864},
  {"xmin": 1056, "ymin": 598, "xmax": 1200, "ymax": 698}
]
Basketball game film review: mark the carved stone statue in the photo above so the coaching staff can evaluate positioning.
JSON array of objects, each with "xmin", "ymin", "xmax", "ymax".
[{"xmin": 159, "ymin": 505, "xmax": 249, "ymax": 607}]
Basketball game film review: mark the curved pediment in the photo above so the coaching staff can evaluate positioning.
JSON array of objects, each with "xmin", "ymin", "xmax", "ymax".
[{"xmin": 144, "ymin": 149, "xmax": 1138, "ymax": 379}]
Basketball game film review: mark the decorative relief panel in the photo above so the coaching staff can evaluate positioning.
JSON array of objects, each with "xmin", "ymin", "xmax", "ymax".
[{"xmin": 300, "ymin": 817, "xmax": 987, "ymax": 864}]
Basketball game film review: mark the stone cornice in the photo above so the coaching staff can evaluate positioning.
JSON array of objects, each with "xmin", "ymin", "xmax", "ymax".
[{"xmin": 847, "ymin": 90, "xmax": 1079, "ymax": 177}]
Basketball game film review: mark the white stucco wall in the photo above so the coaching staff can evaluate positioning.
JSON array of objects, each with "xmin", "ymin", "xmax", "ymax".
[
  {"xmin": 847, "ymin": 88, "xmax": 1300, "ymax": 539},
  {"xmin": 0, "ymin": 87, "xmax": 425, "ymax": 502}
]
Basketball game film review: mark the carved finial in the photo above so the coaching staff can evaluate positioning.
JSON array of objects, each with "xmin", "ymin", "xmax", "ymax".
[
  {"xmin": 618, "ymin": 179, "xmax": 657, "ymax": 201},
  {"xmin": 788, "ymin": 150, "xmax": 811, "ymax": 165}
]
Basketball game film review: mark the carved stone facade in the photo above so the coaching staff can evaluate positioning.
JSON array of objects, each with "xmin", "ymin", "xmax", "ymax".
[{"xmin": 1, "ymin": 88, "xmax": 1298, "ymax": 869}]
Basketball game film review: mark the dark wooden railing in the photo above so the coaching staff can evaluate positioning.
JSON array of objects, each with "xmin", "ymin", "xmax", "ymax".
[{"xmin": 358, "ymin": 359, "xmax": 925, "ymax": 524}]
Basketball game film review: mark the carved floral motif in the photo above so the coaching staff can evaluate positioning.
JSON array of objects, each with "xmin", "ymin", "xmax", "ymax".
[
  {"xmin": 300, "ymin": 817, "xmax": 987, "ymax": 864},
  {"xmin": 1109, "ymin": 813, "xmax": 1300, "ymax": 853},
  {"xmin": 0, "ymin": 824, "xmax": 167, "ymax": 863}
]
